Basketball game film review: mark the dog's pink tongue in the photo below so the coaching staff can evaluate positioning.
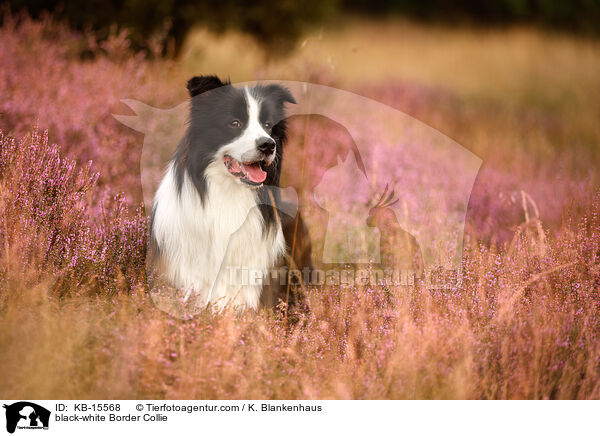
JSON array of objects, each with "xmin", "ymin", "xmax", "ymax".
[{"xmin": 242, "ymin": 163, "xmax": 267, "ymax": 183}]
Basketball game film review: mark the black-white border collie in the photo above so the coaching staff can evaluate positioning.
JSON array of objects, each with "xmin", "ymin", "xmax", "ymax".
[{"xmin": 150, "ymin": 76, "xmax": 296, "ymax": 310}]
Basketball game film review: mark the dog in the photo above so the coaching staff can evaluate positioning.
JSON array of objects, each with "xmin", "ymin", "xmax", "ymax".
[{"xmin": 149, "ymin": 75, "xmax": 302, "ymax": 311}]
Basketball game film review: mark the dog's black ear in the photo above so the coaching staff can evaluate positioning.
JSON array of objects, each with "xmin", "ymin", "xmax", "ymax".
[
  {"xmin": 264, "ymin": 84, "xmax": 297, "ymax": 105},
  {"xmin": 187, "ymin": 75, "xmax": 227, "ymax": 97}
]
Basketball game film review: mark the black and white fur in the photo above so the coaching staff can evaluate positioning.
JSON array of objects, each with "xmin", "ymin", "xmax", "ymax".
[{"xmin": 150, "ymin": 76, "xmax": 296, "ymax": 310}]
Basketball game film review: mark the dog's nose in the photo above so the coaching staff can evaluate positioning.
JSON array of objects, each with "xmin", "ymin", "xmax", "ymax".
[{"xmin": 256, "ymin": 137, "xmax": 275, "ymax": 154}]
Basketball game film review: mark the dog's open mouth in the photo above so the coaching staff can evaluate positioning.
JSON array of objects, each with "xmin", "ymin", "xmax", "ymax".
[{"xmin": 223, "ymin": 155, "xmax": 268, "ymax": 186}]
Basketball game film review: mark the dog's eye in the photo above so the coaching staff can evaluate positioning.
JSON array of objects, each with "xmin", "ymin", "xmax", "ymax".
[
  {"xmin": 230, "ymin": 119, "xmax": 241, "ymax": 128},
  {"xmin": 263, "ymin": 121, "xmax": 271, "ymax": 129}
]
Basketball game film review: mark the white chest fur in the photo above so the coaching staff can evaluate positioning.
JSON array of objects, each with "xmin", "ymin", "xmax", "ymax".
[{"xmin": 151, "ymin": 162, "xmax": 285, "ymax": 310}]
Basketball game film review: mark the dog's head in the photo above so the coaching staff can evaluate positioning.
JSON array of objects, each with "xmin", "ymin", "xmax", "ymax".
[{"xmin": 178, "ymin": 75, "xmax": 296, "ymax": 192}]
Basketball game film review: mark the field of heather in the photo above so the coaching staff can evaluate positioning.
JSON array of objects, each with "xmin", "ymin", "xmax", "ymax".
[{"xmin": 1, "ymin": 16, "xmax": 600, "ymax": 399}]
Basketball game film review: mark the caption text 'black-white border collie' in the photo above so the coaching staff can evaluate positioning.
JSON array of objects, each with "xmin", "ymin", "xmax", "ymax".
[{"xmin": 149, "ymin": 76, "xmax": 296, "ymax": 311}]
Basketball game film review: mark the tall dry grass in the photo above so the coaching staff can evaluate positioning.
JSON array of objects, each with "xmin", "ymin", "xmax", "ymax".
[
  {"xmin": 1, "ymin": 16, "xmax": 599, "ymax": 399},
  {"xmin": 2, "ymin": 186, "xmax": 599, "ymax": 398}
]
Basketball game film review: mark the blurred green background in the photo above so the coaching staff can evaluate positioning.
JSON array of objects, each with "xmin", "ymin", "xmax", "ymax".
[{"xmin": 6, "ymin": 0, "xmax": 600, "ymax": 54}]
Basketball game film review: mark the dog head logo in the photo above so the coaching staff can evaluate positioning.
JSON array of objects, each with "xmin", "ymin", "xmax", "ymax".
[{"xmin": 3, "ymin": 402, "xmax": 50, "ymax": 433}]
